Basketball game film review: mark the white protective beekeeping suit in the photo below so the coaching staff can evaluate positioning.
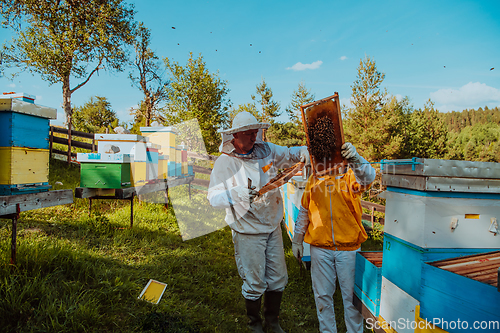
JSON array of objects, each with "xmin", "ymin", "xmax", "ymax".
[{"xmin": 208, "ymin": 112, "xmax": 308, "ymax": 302}]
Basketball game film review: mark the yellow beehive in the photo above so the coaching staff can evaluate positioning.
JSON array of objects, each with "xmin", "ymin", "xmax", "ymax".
[
  {"xmin": 140, "ymin": 126, "xmax": 176, "ymax": 157},
  {"xmin": 130, "ymin": 162, "xmax": 147, "ymax": 187},
  {"xmin": 0, "ymin": 147, "xmax": 49, "ymax": 185},
  {"xmin": 181, "ymin": 162, "xmax": 188, "ymax": 175},
  {"xmin": 157, "ymin": 156, "xmax": 169, "ymax": 180}
]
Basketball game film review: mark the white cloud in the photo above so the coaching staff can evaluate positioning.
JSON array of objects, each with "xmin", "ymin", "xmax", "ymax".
[
  {"xmin": 286, "ymin": 60, "xmax": 323, "ymax": 71},
  {"xmin": 340, "ymin": 56, "xmax": 347, "ymax": 61},
  {"xmin": 8, "ymin": 83, "xmax": 16, "ymax": 88},
  {"xmin": 430, "ymin": 82, "xmax": 500, "ymax": 112}
]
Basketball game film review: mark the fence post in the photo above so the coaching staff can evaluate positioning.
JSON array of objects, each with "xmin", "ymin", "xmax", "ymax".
[
  {"xmin": 67, "ymin": 114, "xmax": 72, "ymax": 164},
  {"xmin": 49, "ymin": 126, "xmax": 54, "ymax": 157}
]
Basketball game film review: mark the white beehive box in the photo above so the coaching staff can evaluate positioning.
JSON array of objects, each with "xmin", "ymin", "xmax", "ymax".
[
  {"xmin": 380, "ymin": 190, "xmax": 500, "ymax": 249},
  {"xmin": 95, "ymin": 134, "xmax": 148, "ymax": 162}
]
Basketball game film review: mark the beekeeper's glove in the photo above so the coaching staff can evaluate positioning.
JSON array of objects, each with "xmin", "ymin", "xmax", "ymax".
[
  {"xmin": 299, "ymin": 147, "xmax": 310, "ymax": 167},
  {"xmin": 341, "ymin": 142, "xmax": 362, "ymax": 164},
  {"xmin": 229, "ymin": 185, "xmax": 258, "ymax": 204},
  {"xmin": 291, "ymin": 233, "xmax": 304, "ymax": 259}
]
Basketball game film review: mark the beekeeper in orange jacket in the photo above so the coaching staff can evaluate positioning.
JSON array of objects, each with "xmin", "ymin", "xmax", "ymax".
[
  {"xmin": 208, "ymin": 111, "xmax": 310, "ymax": 333},
  {"xmin": 292, "ymin": 143, "xmax": 376, "ymax": 333}
]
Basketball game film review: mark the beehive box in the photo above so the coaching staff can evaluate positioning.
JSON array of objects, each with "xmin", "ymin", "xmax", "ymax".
[
  {"xmin": 140, "ymin": 126, "xmax": 177, "ymax": 157},
  {"xmin": 300, "ymin": 93, "xmax": 345, "ymax": 176},
  {"xmin": 2, "ymin": 92, "xmax": 35, "ymax": 103},
  {"xmin": 77, "ymin": 153, "xmax": 133, "ymax": 163},
  {"xmin": 95, "ymin": 134, "xmax": 148, "ymax": 162},
  {"xmin": 80, "ymin": 163, "xmax": 131, "ymax": 189},
  {"xmin": 354, "ymin": 251, "xmax": 383, "ymax": 317},
  {"xmin": 281, "ymin": 176, "xmax": 311, "ymax": 263},
  {"xmin": 131, "ymin": 162, "xmax": 147, "ymax": 187},
  {"xmin": 167, "ymin": 162, "xmax": 176, "ymax": 177},
  {"xmin": 379, "ymin": 276, "xmax": 420, "ymax": 333},
  {"xmin": 0, "ymin": 112, "xmax": 50, "ymax": 149},
  {"xmin": 0, "ymin": 147, "xmax": 49, "ymax": 186},
  {"xmin": 0, "ymin": 97, "xmax": 57, "ymax": 118},
  {"xmin": 157, "ymin": 155, "xmax": 169, "ymax": 179},
  {"xmin": 420, "ymin": 252, "xmax": 500, "ymax": 332},
  {"xmin": 381, "ymin": 233, "xmax": 497, "ymax": 300},
  {"xmin": 380, "ymin": 190, "xmax": 500, "ymax": 249}
]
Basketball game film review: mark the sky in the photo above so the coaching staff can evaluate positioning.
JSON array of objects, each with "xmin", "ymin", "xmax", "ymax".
[{"xmin": 1, "ymin": 0, "xmax": 499, "ymax": 127}]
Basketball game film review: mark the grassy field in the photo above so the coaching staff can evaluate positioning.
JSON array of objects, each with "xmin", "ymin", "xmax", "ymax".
[{"xmin": 0, "ymin": 158, "xmax": 382, "ymax": 332}]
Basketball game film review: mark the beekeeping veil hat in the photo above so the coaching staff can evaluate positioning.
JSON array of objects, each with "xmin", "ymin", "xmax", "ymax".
[{"xmin": 218, "ymin": 111, "xmax": 271, "ymax": 158}]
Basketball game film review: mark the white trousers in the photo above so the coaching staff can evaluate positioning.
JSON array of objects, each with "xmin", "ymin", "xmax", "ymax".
[
  {"xmin": 232, "ymin": 226, "xmax": 288, "ymax": 300},
  {"xmin": 310, "ymin": 246, "xmax": 363, "ymax": 333}
]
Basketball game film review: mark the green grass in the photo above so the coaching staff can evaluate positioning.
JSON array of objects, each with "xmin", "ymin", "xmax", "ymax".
[{"xmin": 0, "ymin": 158, "xmax": 383, "ymax": 332}]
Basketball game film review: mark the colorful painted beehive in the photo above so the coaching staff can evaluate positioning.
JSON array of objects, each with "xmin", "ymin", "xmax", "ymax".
[
  {"xmin": 419, "ymin": 252, "xmax": 500, "ymax": 332},
  {"xmin": 167, "ymin": 162, "xmax": 176, "ymax": 177},
  {"xmin": 354, "ymin": 251, "xmax": 383, "ymax": 317},
  {"xmin": 2, "ymin": 92, "xmax": 35, "ymax": 103},
  {"xmin": 78, "ymin": 153, "xmax": 132, "ymax": 189},
  {"xmin": 139, "ymin": 126, "xmax": 177, "ymax": 157},
  {"xmin": 281, "ymin": 176, "xmax": 311, "ymax": 264},
  {"xmin": 157, "ymin": 155, "xmax": 169, "ymax": 179},
  {"xmin": 0, "ymin": 95, "xmax": 57, "ymax": 196},
  {"xmin": 359, "ymin": 158, "xmax": 500, "ymax": 332},
  {"xmin": 95, "ymin": 134, "xmax": 148, "ymax": 162},
  {"xmin": 131, "ymin": 162, "xmax": 147, "ymax": 187},
  {"xmin": 146, "ymin": 142, "xmax": 160, "ymax": 182}
]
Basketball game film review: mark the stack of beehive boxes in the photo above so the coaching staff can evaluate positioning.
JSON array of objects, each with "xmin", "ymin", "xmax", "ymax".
[
  {"xmin": 0, "ymin": 93, "xmax": 57, "ymax": 195},
  {"xmin": 78, "ymin": 134, "xmax": 149, "ymax": 188},
  {"xmin": 355, "ymin": 158, "xmax": 500, "ymax": 333}
]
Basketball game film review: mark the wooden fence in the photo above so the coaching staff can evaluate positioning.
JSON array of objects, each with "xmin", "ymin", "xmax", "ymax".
[{"xmin": 49, "ymin": 126, "xmax": 97, "ymax": 162}]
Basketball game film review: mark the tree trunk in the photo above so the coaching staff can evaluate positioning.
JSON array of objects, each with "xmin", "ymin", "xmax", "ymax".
[{"xmin": 62, "ymin": 78, "xmax": 73, "ymax": 126}]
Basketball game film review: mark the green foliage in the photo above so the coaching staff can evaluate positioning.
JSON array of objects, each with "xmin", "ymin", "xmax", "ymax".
[
  {"xmin": 227, "ymin": 103, "xmax": 260, "ymax": 125},
  {"xmin": 441, "ymin": 106, "xmax": 500, "ymax": 132},
  {"xmin": 285, "ymin": 81, "xmax": 315, "ymax": 127},
  {"xmin": 72, "ymin": 96, "xmax": 119, "ymax": 133},
  {"xmin": 251, "ymin": 77, "xmax": 281, "ymax": 124},
  {"xmin": 343, "ymin": 57, "xmax": 405, "ymax": 161},
  {"xmin": 403, "ymin": 100, "xmax": 448, "ymax": 159},
  {"xmin": 445, "ymin": 122, "xmax": 500, "ymax": 162},
  {"xmin": 0, "ymin": 0, "xmax": 136, "ymax": 122},
  {"xmin": 162, "ymin": 52, "xmax": 230, "ymax": 154},
  {"xmin": 344, "ymin": 57, "xmax": 449, "ymax": 161},
  {"xmin": 266, "ymin": 121, "xmax": 306, "ymax": 147},
  {"xmin": 129, "ymin": 22, "xmax": 168, "ymax": 127}
]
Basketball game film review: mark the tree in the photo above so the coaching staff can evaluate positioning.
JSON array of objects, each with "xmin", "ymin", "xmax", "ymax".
[
  {"xmin": 405, "ymin": 100, "xmax": 448, "ymax": 159},
  {"xmin": 129, "ymin": 22, "xmax": 168, "ymax": 127},
  {"xmin": 0, "ymin": 0, "xmax": 135, "ymax": 126},
  {"xmin": 227, "ymin": 103, "xmax": 260, "ymax": 124},
  {"xmin": 285, "ymin": 81, "xmax": 315, "ymax": 127},
  {"xmin": 266, "ymin": 122, "xmax": 306, "ymax": 147},
  {"xmin": 162, "ymin": 52, "xmax": 231, "ymax": 154},
  {"xmin": 343, "ymin": 56, "xmax": 408, "ymax": 161},
  {"xmin": 251, "ymin": 78, "xmax": 281, "ymax": 141},
  {"xmin": 72, "ymin": 96, "xmax": 118, "ymax": 133}
]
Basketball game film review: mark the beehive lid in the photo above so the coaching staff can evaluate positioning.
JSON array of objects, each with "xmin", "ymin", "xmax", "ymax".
[
  {"xmin": 381, "ymin": 158, "xmax": 500, "ymax": 179},
  {"xmin": 0, "ymin": 98, "xmax": 57, "ymax": 119},
  {"xmin": 429, "ymin": 251, "xmax": 500, "ymax": 288},
  {"xmin": 140, "ymin": 126, "xmax": 177, "ymax": 133},
  {"xmin": 95, "ymin": 134, "xmax": 148, "ymax": 142},
  {"xmin": 77, "ymin": 153, "xmax": 134, "ymax": 163},
  {"xmin": 301, "ymin": 93, "xmax": 345, "ymax": 176}
]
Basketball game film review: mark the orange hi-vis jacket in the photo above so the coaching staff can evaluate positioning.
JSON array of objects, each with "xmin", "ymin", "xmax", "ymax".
[{"xmin": 301, "ymin": 169, "xmax": 372, "ymax": 251}]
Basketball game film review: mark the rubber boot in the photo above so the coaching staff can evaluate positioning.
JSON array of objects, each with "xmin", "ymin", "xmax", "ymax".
[
  {"xmin": 245, "ymin": 297, "xmax": 265, "ymax": 333},
  {"xmin": 263, "ymin": 291, "xmax": 286, "ymax": 333}
]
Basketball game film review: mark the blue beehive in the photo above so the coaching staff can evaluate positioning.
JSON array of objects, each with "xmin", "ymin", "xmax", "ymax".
[{"xmin": 0, "ymin": 95, "xmax": 57, "ymax": 196}]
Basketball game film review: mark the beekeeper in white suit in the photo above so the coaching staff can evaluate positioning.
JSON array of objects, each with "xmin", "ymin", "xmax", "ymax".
[{"xmin": 208, "ymin": 111, "xmax": 309, "ymax": 333}]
